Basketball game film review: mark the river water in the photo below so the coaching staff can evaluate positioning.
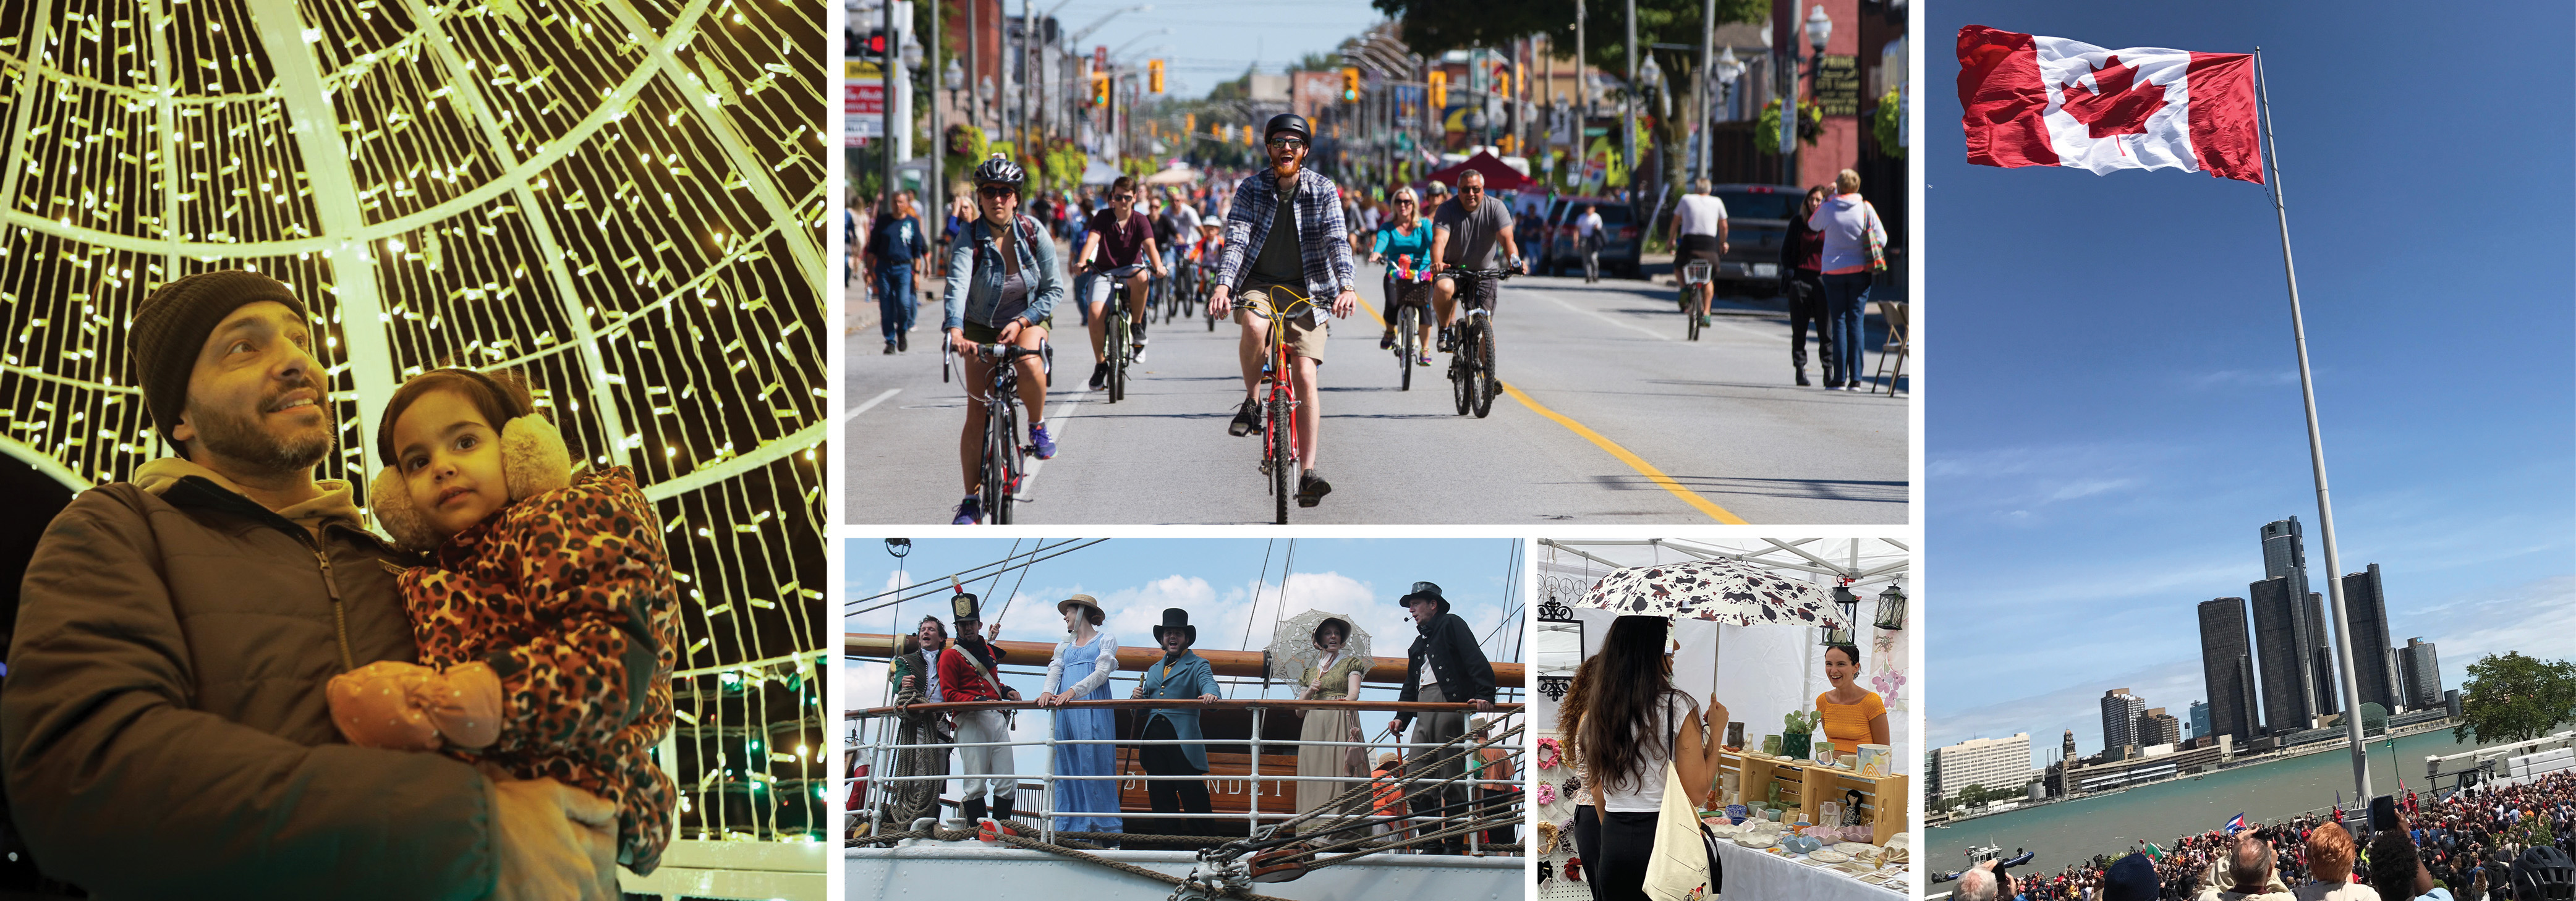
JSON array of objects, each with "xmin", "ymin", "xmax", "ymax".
[{"xmin": 1928, "ymin": 727, "xmax": 2551, "ymax": 876}]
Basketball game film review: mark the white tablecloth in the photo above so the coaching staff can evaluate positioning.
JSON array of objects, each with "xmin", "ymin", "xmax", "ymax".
[{"xmin": 1712, "ymin": 839, "xmax": 1905, "ymax": 901}]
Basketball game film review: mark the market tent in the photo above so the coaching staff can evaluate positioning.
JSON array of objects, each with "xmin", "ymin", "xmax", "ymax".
[
  {"xmin": 1141, "ymin": 163, "xmax": 1201, "ymax": 186},
  {"xmin": 1079, "ymin": 158, "xmax": 1124, "ymax": 185},
  {"xmin": 1426, "ymin": 151, "xmax": 1531, "ymax": 191}
]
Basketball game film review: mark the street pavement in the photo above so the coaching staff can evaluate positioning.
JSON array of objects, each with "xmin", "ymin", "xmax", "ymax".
[{"xmin": 844, "ymin": 261, "xmax": 1907, "ymax": 524}]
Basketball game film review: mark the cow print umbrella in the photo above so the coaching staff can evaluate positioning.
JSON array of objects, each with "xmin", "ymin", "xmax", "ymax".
[{"xmin": 1575, "ymin": 559, "xmax": 1843, "ymax": 627}]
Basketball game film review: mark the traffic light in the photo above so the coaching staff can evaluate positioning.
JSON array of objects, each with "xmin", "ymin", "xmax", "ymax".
[
  {"xmin": 1428, "ymin": 70, "xmax": 1447, "ymax": 109},
  {"xmin": 854, "ymin": 29, "xmax": 888, "ymax": 58},
  {"xmin": 1090, "ymin": 71, "xmax": 1110, "ymax": 106},
  {"xmin": 1184, "ymin": 112, "xmax": 1195, "ymax": 136},
  {"xmin": 1149, "ymin": 59, "xmax": 1165, "ymax": 94},
  {"xmin": 1341, "ymin": 67, "xmax": 1359, "ymax": 102}
]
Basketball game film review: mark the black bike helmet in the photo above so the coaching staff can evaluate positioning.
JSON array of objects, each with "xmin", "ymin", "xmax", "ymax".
[
  {"xmin": 973, "ymin": 153, "xmax": 1025, "ymax": 187},
  {"xmin": 1264, "ymin": 113, "xmax": 1312, "ymax": 143},
  {"xmin": 2514, "ymin": 845, "xmax": 2576, "ymax": 900}
]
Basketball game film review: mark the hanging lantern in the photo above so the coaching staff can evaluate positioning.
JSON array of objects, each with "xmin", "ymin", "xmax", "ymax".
[
  {"xmin": 1822, "ymin": 583, "xmax": 1858, "ymax": 646},
  {"xmin": 1874, "ymin": 582, "xmax": 1908, "ymax": 630}
]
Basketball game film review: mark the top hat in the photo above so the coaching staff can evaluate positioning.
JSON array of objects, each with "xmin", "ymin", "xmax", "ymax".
[
  {"xmin": 951, "ymin": 592, "xmax": 983, "ymax": 622},
  {"xmin": 1150, "ymin": 607, "xmax": 1197, "ymax": 645},
  {"xmin": 1398, "ymin": 581, "xmax": 1450, "ymax": 615},
  {"xmin": 1057, "ymin": 593, "xmax": 1105, "ymax": 625}
]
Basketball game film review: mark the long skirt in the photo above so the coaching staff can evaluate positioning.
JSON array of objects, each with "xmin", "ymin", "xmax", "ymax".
[
  {"xmin": 1052, "ymin": 705, "xmax": 1122, "ymax": 833},
  {"xmin": 1294, "ymin": 707, "xmax": 1360, "ymax": 830}
]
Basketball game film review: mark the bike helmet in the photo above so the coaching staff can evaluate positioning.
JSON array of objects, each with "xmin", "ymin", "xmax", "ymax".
[
  {"xmin": 1263, "ymin": 113, "xmax": 1312, "ymax": 143},
  {"xmin": 2514, "ymin": 845, "xmax": 2576, "ymax": 901},
  {"xmin": 973, "ymin": 153, "xmax": 1025, "ymax": 187}
]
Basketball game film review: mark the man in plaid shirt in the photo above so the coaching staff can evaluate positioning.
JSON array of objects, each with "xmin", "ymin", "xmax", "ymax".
[{"xmin": 1206, "ymin": 113, "xmax": 1361, "ymax": 508}]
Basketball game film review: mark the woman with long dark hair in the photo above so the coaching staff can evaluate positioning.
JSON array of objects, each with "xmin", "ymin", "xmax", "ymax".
[{"xmin": 1578, "ymin": 615, "xmax": 1728, "ymax": 901}]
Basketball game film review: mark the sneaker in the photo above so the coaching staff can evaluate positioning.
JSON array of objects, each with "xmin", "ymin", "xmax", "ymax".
[
  {"xmin": 1031, "ymin": 425, "xmax": 1056, "ymax": 460},
  {"xmin": 1795, "ymin": 370, "xmax": 1811, "ymax": 387},
  {"xmin": 883, "ymin": 341, "xmax": 898, "ymax": 355},
  {"xmin": 1228, "ymin": 397, "xmax": 1262, "ymax": 437},
  {"xmin": 1296, "ymin": 470, "xmax": 1332, "ymax": 507},
  {"xmin": 1697, "ymin": 315, "xmax": 1712, "ymax": 328},
  {"xmin": 1380, "ymin": 331, "xmax": 1396, "ymax": 350},
  {"xmin": 1436, "ymin": 328, "xmax": 1454, "ymax": 353},
  {"xmin": 1418, "ymin": 354, "xmax": 1434, "ymax": 366},
  {"xmin": 951, "ymin": 495, "xmax": 982, "ymax": 525},
  {"xmin": 1088, "ymin": 362, "xmax": 1109, "ymax": 391}
]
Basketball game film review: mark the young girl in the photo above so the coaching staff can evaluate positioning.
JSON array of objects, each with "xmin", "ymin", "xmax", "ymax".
[{"xmin": 328, "ymin": 367, "xmax": 678, "ymax": 876}]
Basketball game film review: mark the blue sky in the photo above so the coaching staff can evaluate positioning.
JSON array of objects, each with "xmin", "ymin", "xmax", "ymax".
[{"xmin": 1923, "ymin": 0, "xmax": 2576, "ymax": 769}]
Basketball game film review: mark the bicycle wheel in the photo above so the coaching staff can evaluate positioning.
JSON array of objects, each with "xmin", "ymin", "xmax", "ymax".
[
  {"xmin": 992, "ymin": 402, "xmax": 1019, "ymax": 524},
  {"xmin": 1473, "ymin": 317, "xmax": 1499, "ymax": 418},
  {"xmin": 1450, "ymin": 328, "xmax": 1473, "ymax": 416},
  {"xmin": 1269, "ymin": 374, "xmax": 1292, "ymax": 525},
  {"xmin": 1396, "ymin": 303, "xmax": 1416, "ymax": 392},
  {"xmin": 1687, "ymin": 293, "xmax": 1702, "ymax": 341},
  {"xmin": 979, "ymin": 405, "xmax": 1008, "ymax": 524},
  {"xmin": 1108, "ymin": 309, "xmax": 1128, "ymax": 404}
]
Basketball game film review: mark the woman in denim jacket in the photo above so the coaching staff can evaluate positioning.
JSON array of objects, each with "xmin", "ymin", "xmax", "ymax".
[{"xmin": 941, "ymin": 154, "xmax": 1066, "ymax": 524}]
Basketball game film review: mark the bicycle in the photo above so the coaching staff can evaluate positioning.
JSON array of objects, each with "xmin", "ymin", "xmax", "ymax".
[
  {"xmin": 1387, "ymin": 253, "xmax": 1434, "ymax": 391},
  {"xmin": 1246, "ymin": 286, "xmax": 1324, "ymax": 525},
  {"xmin": 1679, "ymin": 258, "xmax": 1713, "ymax": 341},
  {"xmin": 1443, "ymin": 266, "xmax": 1512, "ymax": 419},
  {"xmin": 964, "ymin": 342, "xmax": 1044, "ymax": 524}
]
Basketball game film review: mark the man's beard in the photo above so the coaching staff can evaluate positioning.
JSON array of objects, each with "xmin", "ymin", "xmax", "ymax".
[{"xmin": 184, "ymin": 381, "xmax": 335, "ymax": 473}]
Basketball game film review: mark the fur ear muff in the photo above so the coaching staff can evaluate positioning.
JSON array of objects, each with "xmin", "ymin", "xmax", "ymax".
[
  {"xmin": 499, "ymin": 414, "xmax": 572, "ymax": 501},
  {"xmin": 370, "ymin": 465, "xmax": 441, "ymax": 552}
]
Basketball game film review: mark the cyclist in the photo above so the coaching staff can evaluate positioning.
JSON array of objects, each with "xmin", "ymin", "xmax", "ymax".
[
  {"xmin": 1207, "ymin": 112, "xmax": 1359, "ymax": 508},
  {"xmin": 1670, "ymin": 177, "xmax": 1728, "ymax": 328},
  {"xmin": 1074, "ymin": 176, "xmax": 1167, "ymax": 378},
  {"xmin": 1367, "ymin": 185, "xmax": 1435, "ymax": 365},
  {"xmin": 941, "ymin": 154, "xmax": 1066, "ymax": 524},
  {"xmin": 1427, "ymin": 168, "xmax": 1524, "ymax": 352}
]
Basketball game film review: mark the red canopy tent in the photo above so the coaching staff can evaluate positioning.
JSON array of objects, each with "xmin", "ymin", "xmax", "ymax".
[{"xmin": 1425, "ymin": 151, "xmax": 1531, "ymax": 192}]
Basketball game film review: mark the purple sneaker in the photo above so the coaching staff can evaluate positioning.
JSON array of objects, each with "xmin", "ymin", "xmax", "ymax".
[
  {"xmin": 1031, "ymin": 424, "xmax": 1057, "ymax": 460},
  {"xmin": 951, "ymin": 495, "xmax": 982, "ymax": 525}
]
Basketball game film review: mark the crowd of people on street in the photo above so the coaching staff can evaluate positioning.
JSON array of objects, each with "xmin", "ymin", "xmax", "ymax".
[
  {"xmin": 1968, "ymin": 772, "xmax": 2576, "ymax": 901},
  {"xmin": 864, "ymin": 581, "xmax": 1510, "ymax": 853}
]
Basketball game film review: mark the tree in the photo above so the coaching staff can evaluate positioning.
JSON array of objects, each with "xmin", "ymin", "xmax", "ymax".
[{"xmin": 2454, "ymin": 651, "xmax": 2576, "ymax": 744}]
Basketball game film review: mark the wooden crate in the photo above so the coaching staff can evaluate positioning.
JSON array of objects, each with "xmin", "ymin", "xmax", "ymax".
[{"xmin": 1714, "ymin": 750, "xmax": 1909, "ymax": 844}]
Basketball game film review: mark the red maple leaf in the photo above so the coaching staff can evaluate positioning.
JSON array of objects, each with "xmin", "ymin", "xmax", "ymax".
[{"xmin": 2059, "ymin": 55, "xmax": 2167, "ymax": 138}]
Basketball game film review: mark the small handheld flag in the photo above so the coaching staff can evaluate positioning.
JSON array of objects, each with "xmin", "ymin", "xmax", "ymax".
[{"xmin": 2225, "ymin": 813, "xmax": 2248, "ymax": 835}]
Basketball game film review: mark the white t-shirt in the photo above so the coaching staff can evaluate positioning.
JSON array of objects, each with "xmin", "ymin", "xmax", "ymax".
[
  {"xmin": 1676, "ymin": 193, "xmax": 1728, "ymax": 237},
  {"xmin": 1576, "ymin": 211, "xmax": 1604, "ymax": 238},
  {"xmin": 1599, "ymin": 693, "xmax": 1699, "ymax": 813},
  {"xmin": 1170, "ymin": 201, "xmax": 1202, "ymax": 235}
]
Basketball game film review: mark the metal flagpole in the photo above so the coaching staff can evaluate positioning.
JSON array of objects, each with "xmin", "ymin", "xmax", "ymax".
[{"xmin": 2255, "ymin": 47, "xmax": 2372, "ymax": 816}]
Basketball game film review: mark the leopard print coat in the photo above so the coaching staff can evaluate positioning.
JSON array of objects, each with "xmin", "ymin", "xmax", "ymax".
[{"xmin": 401, "ymin": 465, "xmax": 678, "ymax": 874}]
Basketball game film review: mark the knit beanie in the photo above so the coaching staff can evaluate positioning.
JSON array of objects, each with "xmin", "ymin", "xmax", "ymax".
[{"xmin": 130, "ymin": 271, "xmax": 310, "ymax": 444}]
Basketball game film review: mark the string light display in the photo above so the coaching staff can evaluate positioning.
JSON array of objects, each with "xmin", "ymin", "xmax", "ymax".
[{"xmin": 0, "ymin": 0, "xmax": 827, "ymax": 846}]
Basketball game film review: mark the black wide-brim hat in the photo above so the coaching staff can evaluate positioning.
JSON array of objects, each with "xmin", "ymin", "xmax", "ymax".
[
  {"xmin": 1398, "ymin": 581, "xmax": 1450, "ymax": 615},
  {"xmin": 1150, "ymin": 607, "xmax": 1196, "ymax": 645}
]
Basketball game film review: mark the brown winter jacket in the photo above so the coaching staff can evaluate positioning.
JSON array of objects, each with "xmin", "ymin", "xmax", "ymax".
[{"xmin": 2, "ymin": 463, "xmax": 496, "ymax": 899}]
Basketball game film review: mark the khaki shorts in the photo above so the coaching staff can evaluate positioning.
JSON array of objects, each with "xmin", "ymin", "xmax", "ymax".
[{"xmin": 1235, "ymin": 286, "xmax": 1328, "ymax": 362}]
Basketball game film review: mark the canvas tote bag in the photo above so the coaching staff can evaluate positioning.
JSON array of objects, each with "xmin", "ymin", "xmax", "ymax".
[{"xmin": 1642, "ymin": 760, "xmax": 1724, "ymax": 900}]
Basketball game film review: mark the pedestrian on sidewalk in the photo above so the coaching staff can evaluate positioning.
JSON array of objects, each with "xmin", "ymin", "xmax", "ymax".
[
  {"xmin": 869, "ymin": 192, "xmax": 928, "ymax": 354},
  {"xmin": 1783, "ymin": 185, "xmax": 1831, "ymax": 386},
  {"xmin": 1806, "ymin": 169, "xmax": 1888, "ymax": 392}
]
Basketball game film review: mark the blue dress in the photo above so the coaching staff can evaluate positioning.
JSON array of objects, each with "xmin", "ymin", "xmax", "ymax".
[{"xmin": 1048, "ymin": 633, "xmax": 1123, "ymax": 832}]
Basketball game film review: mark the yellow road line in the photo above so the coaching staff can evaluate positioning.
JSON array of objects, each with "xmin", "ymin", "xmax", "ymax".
[
  {"xmin": 1500, "ymin": 381, "xmax": 1749, "ymax": 525},
  {"xmin": 1366, "ymin": 281, "xmax": 1745, "ymax": 523}
]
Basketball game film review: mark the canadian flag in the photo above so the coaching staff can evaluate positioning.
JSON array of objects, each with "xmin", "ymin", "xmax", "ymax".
[{"xmin": 1957, "ymin": 25, "xmax": 2263, "ymax": 183}]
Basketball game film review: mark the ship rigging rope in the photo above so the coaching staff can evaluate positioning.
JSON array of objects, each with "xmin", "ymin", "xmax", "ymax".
[
  {"xmin": 983, "ymin": 539, "xmax": 1021, "ymax": 625},
  {"xmin": 844, "ymin": 539, "xmax": 1112, "ymax": 615}
]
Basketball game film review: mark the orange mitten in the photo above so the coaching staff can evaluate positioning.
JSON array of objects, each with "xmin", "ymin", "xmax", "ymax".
[
  {"xmin": 326, "ymin": 660, "xmax": 506, "ymax": 751},
  {"xmin": 424, "ymin": 662, "xmax": 503, "ymax": 750}
]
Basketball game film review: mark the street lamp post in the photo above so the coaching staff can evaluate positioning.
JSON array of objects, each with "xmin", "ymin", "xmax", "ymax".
[
  {"xmin": 1794, "ymin": 3, "xmax": 1831, "ymax": 188},
  {"xmin": 1709, "ymin": 46, "xmax": 1740, "ymax": 185},
  {"xmin": 1623, "ymin": 0, "xmax": 1637, "ymax": 200}
]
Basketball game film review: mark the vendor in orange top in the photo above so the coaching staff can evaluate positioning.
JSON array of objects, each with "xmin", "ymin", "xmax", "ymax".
[{"xmin": 1815, "ymin": 643, "xmax": 1888, "ymax": 755}]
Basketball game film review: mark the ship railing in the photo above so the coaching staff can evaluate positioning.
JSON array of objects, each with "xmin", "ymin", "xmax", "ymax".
[{"xmin": 843, "ymin": 697, "xmax": 1525, "ymax": 853}]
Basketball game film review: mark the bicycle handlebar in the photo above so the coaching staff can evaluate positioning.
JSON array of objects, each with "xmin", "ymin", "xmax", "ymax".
[{"xmin": 977, "ymin": 343, "xmax": 1045, "ymax": 360}]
